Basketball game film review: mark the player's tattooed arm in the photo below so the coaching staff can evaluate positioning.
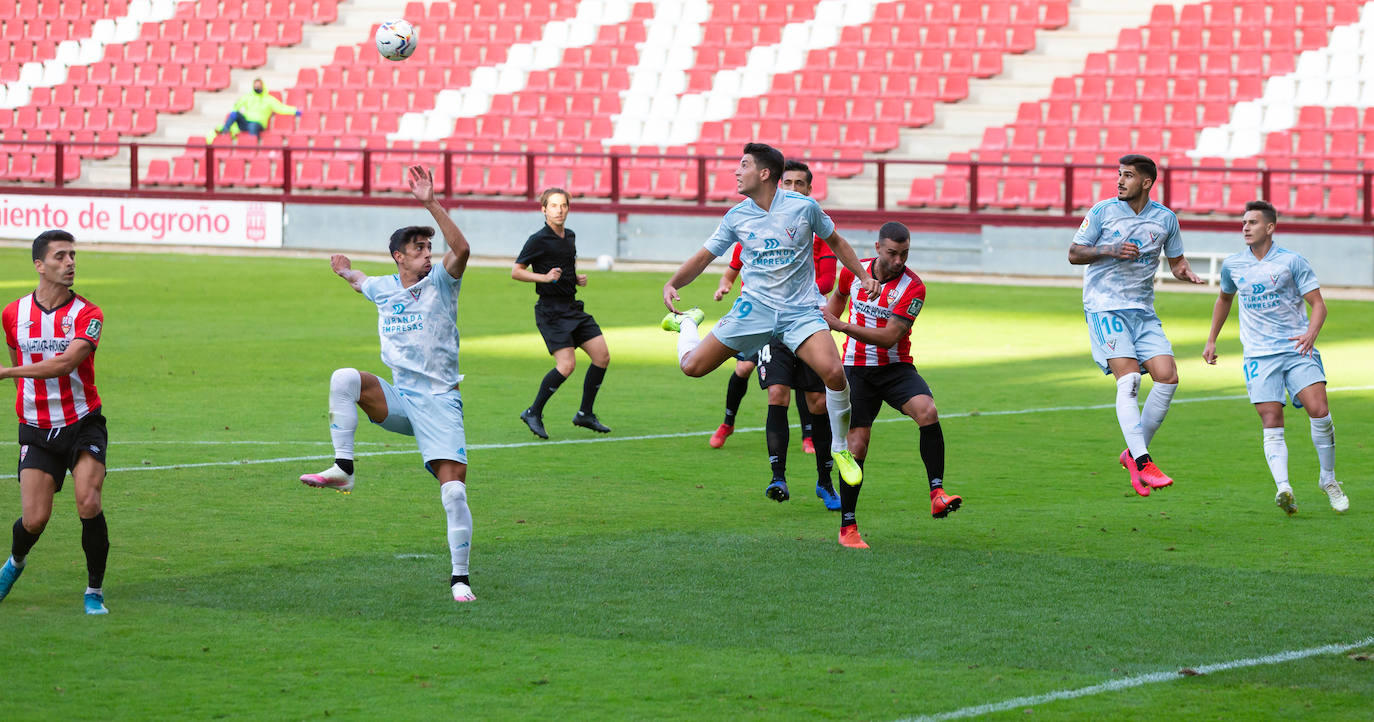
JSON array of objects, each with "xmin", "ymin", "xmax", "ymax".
[
  {"xmin": 1202, "ymin": 291, "xmax": 1236, "ymax": 365},
  {"xmin": 1068, "ymin": 242, "xmax": 1138, "ymax": 264},
  {"xmin": 1290, "ymin": 288, "xmax": 1327, "ymax": 356},
  {"xmin": 824, "ymin": 231, "xmax": 880, "ymax": 295},
  {"xmin": 331, "ymin": 254, "xmax": 366, "ymax": 293},
  {"xmin": 823, "ymin": 309, "xmax": 912, "ymax": 348}
]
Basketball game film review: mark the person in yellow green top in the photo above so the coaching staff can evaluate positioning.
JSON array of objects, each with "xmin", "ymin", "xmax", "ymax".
[{"xmin": 206, "ymin": 78, "xmax": 300, "ymax": 143}]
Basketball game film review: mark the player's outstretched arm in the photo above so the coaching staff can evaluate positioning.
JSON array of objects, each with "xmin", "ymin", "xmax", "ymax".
[
  {"xmin": 664, "ymin": 247, "xmax": 717, "ymax": 312},
  {"xmin": 824, "ymin": 231, "xmax": 880, "ymax": 295},
  {"xmin": 826, "ymin": 311, "xmax": 911, "ymax": 348},
  {"xmin": 1202, "ymin": 291, "xmax": 1236, "ymax": 364},
  {"xmin": 1168, "ymin": 254, "xmax": 1204, "ymax": 284},
  {"xmin": 0, "ymin": 339, "xmax": 93, "ymax": 380},
  {"xmin": 331, "ymin": 254, "xmax": 366, "ymax": 293},
  {"xmin": 408, "ymin": 165, "xmax": 471, "ymax": 279},
  {"xmin": 1068, "ymin": 242, "xmax": 1138, "ymax": 264},
  {"xmin": 1290, "ymin": 288, "xmax": 1327, "ymax": 356}
]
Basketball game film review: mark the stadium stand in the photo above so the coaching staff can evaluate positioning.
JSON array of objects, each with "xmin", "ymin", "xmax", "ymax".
[{"xmin": 2, "ymin": 0, "xmax": 1373, "ymax": 222}]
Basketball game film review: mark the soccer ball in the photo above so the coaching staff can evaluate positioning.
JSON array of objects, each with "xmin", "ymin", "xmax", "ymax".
[
  {"xmin": 375, "ymin": 19, "xmax": 418, "ymax": 61},
  {"xmin": 596, "ymin": 254, "xmax": 614, "ymax": 271}
]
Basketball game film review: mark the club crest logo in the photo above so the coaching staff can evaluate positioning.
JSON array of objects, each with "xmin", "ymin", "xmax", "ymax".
[
  {"xmin": 1270, "ymin": 274, "xmax": 1279, "ymax": 285},
  {"xmin": 785, "ymin": 226, "xmax": 798, "ymax": 241},
  {"xmin": 1105, "ymin": 340, "xmax": 1118, "ymax": 351},
  {"xmin": 19, "ymin": 444, "xmax": 27, "ymax": 461},
  {"xmin": 409, "ymin": 287, "xmax": 423, "ymax": 301},
  {"xmin": 60, "ymin": 317, "xmax": 72, "ymax": 335}
]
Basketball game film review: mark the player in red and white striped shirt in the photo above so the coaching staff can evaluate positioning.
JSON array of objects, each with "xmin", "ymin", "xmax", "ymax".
[
  {"xmin": 0, "ymin": 230, "xmax": 111, "ymax": 614},
  {"xmin": 824, "ymin": 222, "xmax": 961, "ymax": 549}
]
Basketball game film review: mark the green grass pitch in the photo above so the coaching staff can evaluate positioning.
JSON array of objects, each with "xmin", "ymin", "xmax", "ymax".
[{"xmin": 0, "ymin": 247, "xmax": 1370, "ymax": 720}]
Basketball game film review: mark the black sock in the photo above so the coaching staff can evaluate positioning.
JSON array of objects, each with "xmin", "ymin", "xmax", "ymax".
[
  {"xmin": 839, "ymin": 458, "xmax": 864, "ymax": 527},
  {"xmin": 810, "ymin": 405, "xmax": 833, "ymax": 486},
  {"xmin": 335, "ymin": 458, "xmax": 354, "ymax": 475},
  {"xmin": 796, "ymin": 389, "xmax": 813, "ymax": 442},
  {"xmin": 530, "ymin": 367, "xmax": 568, "ymax": 415},
  {"xmin": 723, "ymin": 372, "xmax": 749, "ymax": 426},
  {"xmin": 450, "ymin": 574, "xmax": 469, "ymax": 586},
  {"xmin": 919, "ymin": 421, "xmax": 946, "ymax": 490},
  {"xmin": 80, "ymin": 512, "xmax": 109, "ymax": 589},
  {"xmin": 1135, "ymin": 453, "xmax": 1152, "ymax": 471},
  {"xmin": 579, "ymin": 364, "xmax": 607, "ymax": 415},
  {"xmin": 11, "ymin": 517, "xmax": 41, "ymax": 562},
  {"xmin": 766, "ymin": 404, "xmax": 789, "ymax": 480}
]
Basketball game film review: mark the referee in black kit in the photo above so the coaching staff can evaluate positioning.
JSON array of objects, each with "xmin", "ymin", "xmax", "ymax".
[{"xmin": 513, "ymin": 187, "xmax": 612, "ymax": 439}]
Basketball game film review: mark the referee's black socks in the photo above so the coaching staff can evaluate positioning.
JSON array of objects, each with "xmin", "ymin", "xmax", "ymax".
[
  {"xmin": 919, "ymin": 421, "xmax": 945, "ymax": 490},
  {"xmin": 579, "ymin": 364, "xmax": 607, "ymax": 415},
  {"xmin": 530, "ymin": 367, "xmax": 568, "ymax": 416}
]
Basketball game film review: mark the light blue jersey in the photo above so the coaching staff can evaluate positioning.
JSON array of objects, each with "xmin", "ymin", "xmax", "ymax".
[
  {"xmin": 1220, "ymin": 245, "xmax": 1320, "ymax": 357},
  {"xmin": 361, "ymin": 263, "xmax": 463, "ymax": 394},
  {"xmin": 1073, "ymin": 198, "xmax": 1184, "ymax": 313},
  {"xmin": 704, "ymin": 190, "xmax": 836, "ymax": 311}
]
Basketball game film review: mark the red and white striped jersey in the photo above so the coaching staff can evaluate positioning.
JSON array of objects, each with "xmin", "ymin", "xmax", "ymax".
[
  {"xmin": 836, "ymin": 259, "xmax": 926, "ymax": 366},
  {"xmin": 2, "ymin": 292, "xmax": 103, "ymax": 428}
]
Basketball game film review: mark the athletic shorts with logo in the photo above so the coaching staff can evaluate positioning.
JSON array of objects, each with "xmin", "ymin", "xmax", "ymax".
[
  {"xmin": 17, "ymin": 408, "xmax": 108, "ymax": 492},
  {"xmin": 845, "ymin": 364, "xmax": 933, "ymax": 428},
  {"xmin": 1084, "ymin": 309, "xmax": 1174, "ymax": 374},
  {"xmin": 712, "ymin": 296, "xmax": 828, "ymax": 358},
  {"xmin": 757, "ymin": 337, "xmax": 823, "ymax": 391},
  {"xmin": 534, "ymin": 299, "xmax": 602, "ymax": 353},
  {"xmin": 374, "ymin": 379, "xmax": 467, "ymax": 474},
  {"xmin": 1243, "ymin": 350, "xmax": 1326, "ymax": 408}
]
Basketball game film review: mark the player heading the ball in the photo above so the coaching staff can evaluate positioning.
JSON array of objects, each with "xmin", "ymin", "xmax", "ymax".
[{"xmin": 660, "ymin": 142, "xmax": 879, "ymax": 488}]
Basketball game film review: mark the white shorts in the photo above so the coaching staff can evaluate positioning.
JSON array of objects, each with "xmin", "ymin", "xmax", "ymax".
[
  {"xmin": 375, "ymin": 378, "xmax": 467, "ymax": 475},
  {"xmin": 710, "ymin": 296, "xmax": 829, "ymax": 358},
  {"xmin": 1244, "ymin": 351, "xmax": 1326, "ymax": 408},
  {"xmin": 1085, "ymin": 309, "xmax": 1174, "ymax": 375}
]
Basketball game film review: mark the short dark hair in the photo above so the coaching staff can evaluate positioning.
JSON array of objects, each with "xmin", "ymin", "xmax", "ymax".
[
  {"xmin": 743, "ymin": 142, "xmax": 784, "ymax": 183},
  {"xmin": 539, "ymin": 187, "xmax": 569, "ymax": 207},
  {"xmin": 782, "ymin": 159, "xmax": 812, "ymax": 184},
  {"xmin": 1245, "ymin": 199, "xmax": 1278, "ymax": 224},
  {"xmin": 388, "ymin": 225, "xmax": 435, "ymax": 258},
  {"xmin": 878, "ymin": 222, "xmax": 911, "ymax": 244},
  {"xmin": 33, "ymin": 229, "xmax": 75, "ymax": 261},
  {"xmin": 1118, "ymin": 154, "xmax": 1158, "ymax": 183}
]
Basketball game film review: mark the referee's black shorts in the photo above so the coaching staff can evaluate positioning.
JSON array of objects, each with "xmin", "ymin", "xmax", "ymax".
[
  {"xmin": 534, "ymin": 299, "xmax": 603, "ymax": 353},
  {"xmin": 844, "ymin": 364, "xmax": 933, "ymax": 428},
  {"xmin": 17, "ymin": 408, "xmax": 108, "ymax": 492},
  {"xmin": 756, "ymin": 337, "xmax": 824, "ymax": 392}
]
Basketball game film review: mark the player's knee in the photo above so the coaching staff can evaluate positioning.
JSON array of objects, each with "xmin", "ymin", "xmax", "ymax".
[
  {"xmin": 1153, "ymin": 371, "xmax": 1179, "ymax": 385},
  {"xmin": 1305, "ymin": 402, "xmax": 1330, "ymax": 419},
  {"xmin": 915, "ymin": 399, "xmax": 938, "ymax": 426},
  {"xmin": 22, "ymin": 510, "xmax": 50, "ymax": 532},
  {"xmin": 555, "ymin": 358, "xmax": 576, "ymax": 376},
  {"xmin": 766, "ymin": 386, "xmax": 790, "ymax": 405},
  {"xmin": 75, "ymin": 493, "xmax": 102, "ymax": 519},
  {"xmin": 330, "ymin": 367, "xmax": 362, "ymax": 395}
]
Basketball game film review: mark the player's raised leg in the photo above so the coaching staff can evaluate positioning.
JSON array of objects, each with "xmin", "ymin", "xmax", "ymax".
[
  {"xmin": 300, "ymin": 368, "xmax": 389, "ymax": 493},
  {"xmin": 1295, "ymin": 382, "xmax": 1346, "ymax": 512},
  {"xmin": 1107, "ymin": 358, "xmax": 1155, "ymax": 496},
  {"xmin": 795, "ymin": 330, "xmax": 862, "ymax": 486},
  {"xmin": 1136, "ymin": 354, "xmax": 1179, "ymax": 490}
]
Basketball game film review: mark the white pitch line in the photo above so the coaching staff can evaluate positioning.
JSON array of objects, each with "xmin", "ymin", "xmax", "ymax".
[
  {"xmin": 900, "ymin": 635, "xmax": 1374, "ymax": 721},
  {"xmin": 6, "ymin": 385, "xmax": 1370, "ymax": 480}
]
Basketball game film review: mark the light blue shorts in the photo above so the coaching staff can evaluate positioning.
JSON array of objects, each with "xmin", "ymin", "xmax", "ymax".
[
  {"xmin": 375, "ymin": 379, "xmax": 468, "ymax": 475},
  {"xmin": 1085, "ymin": 309, "xmax": 1174, "ymax": 375},
  {"xmin": 710, "ymin": 296, "xmax": 829, "ymax": 358},
  {"xmin": 1243, "ymin": 351, "xmax": 1326, "ymax": 408}
]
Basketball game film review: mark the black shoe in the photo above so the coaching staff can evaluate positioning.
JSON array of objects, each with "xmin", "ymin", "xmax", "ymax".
[
  {"xmin": 520, "ymin": 408, "xmax": 548, "ymax": 439},
  {"xmin": 572, "ymin": 411, "xmax": 611, "ymax": 433}
]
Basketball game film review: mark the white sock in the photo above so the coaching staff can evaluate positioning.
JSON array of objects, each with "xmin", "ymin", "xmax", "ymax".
[
  {"xmin": 440, "ymin": 480, "xmax": 472, "ymax": 577},
  {"xmin": 85, "ymin": 586, "xmax": 101, "ymax": 595},
  {"xmin": 1140, "ymin": 381, "xmax": 1177, "ymax": 446},
  {"xmin": 1310, "ymin": 413, "xmax": 1335, "ymax": 478},
  {"xmin": 9, "ymin": 554, "xmax": 24, "ymax": 568},
  {"xmin": 1116, "ymin": 373, "xmax": 1148, "ymax": 459},
  {"xmin": 676, "ymin": 317, "xmax": 700, "ymax": 365},
  {"xmin": 824, "ymin": 384, "xmax": 852, "ymax": 453},
  {"xmin": 328, "ymin": 368, "xmax": 361, "ymax": 462},
  {"xmin": 1262, "ymin": 427, "xmax": 1288, "ymax": 489}
]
